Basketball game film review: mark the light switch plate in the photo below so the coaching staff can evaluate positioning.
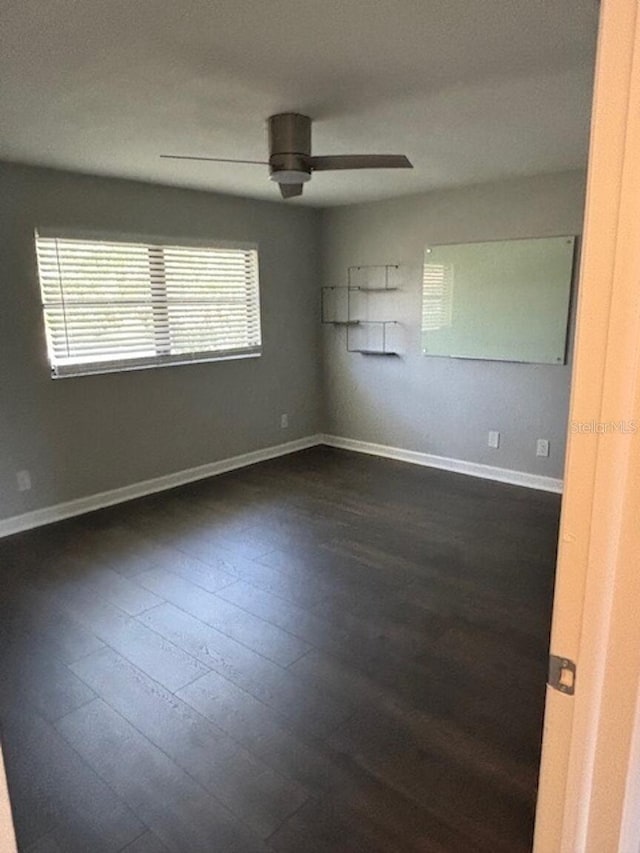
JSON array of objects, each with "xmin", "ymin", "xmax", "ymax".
[{"xmin": 536, "ymin": 439, "xmax": 550, "ymax": 457}]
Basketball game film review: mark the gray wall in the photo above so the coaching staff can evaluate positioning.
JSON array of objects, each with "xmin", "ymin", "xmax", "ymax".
[
  {"xmin": 320, "ymin": 170, "xmax": 586, "ymax": 478},
  {"xmin": 0, "ymin": 163, "xmax": 322, "ymax": 521},
  {"xmin": 0, "ymin": 164, "xmax": 586, "ymax": 523}
]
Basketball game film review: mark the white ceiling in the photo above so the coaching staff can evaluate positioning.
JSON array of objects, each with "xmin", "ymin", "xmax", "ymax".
[{"xmin": 0, "ymin": 0, "xmax": 598, "ymax": 207}]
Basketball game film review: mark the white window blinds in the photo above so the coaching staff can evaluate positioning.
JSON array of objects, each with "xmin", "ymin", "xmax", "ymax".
[{"xmin": 35, "ymin": 233, "xmax": 262, "ymax": 378}]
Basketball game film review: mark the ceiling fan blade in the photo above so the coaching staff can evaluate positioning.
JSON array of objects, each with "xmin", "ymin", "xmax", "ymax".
[
  {"xmin": 160, "ymin": 154, "xmax": 268, "ymax": 165},
  {"xmin": 279, "ymin": 183, "xmax": 304, "ymax": 199},
  {"xmin": 309, "ymin": 154, "xmax": 413, "ymax": 171}
]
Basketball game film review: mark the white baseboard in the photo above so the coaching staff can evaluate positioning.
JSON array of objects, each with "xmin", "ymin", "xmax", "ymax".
[
  {"xmin": 320, "ymin": 434, "xmax": 564, "ymax": 493},
  {"xmin": 0, "ymin": 431, "xmax": 563, "ymax": 539},
  {"xmin": 0, "ymin": 434, "xmax": 322, "ymax": 539}
]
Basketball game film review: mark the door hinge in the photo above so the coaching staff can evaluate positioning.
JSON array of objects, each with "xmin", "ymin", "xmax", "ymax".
[{"xmin": 548, "ymin": 654, "xmax": 577, "ymax": 695}]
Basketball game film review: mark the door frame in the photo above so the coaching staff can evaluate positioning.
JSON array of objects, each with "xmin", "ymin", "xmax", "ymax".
[{"xmin": 534, "ymin": 0, "xmax": 640, "ymax": 850}]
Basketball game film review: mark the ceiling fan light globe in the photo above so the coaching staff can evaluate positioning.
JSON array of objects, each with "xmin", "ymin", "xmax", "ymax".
[{"xmin": 270, "ymin": 170, "xmax": 311, "ymax": 184}]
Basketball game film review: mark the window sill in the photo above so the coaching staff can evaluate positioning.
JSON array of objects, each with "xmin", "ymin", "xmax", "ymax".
[{"xmin": 50, "ymin": 350, "xmax": 262, "ymax": 379}]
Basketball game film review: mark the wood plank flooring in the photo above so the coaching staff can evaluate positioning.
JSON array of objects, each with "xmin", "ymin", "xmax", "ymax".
[{"xmin": 0, "ymin": 446, "xmax": 560, "ymax": 852}]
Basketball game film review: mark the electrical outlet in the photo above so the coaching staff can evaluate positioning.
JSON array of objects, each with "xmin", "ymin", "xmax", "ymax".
[
  {"xmin": 536, "ymin": 439, "xmax": 550, "ymax": 457},
  {"xmin": 16, "ymin": 470, "xmax": 31, "ymax": 492},
  {"xmin": 280, "ymin": 413, "xmax": 289, "ymax": 429},
  {"xmin": 488, "ymin": 430, "xmax": 500, "ymax": 449}
]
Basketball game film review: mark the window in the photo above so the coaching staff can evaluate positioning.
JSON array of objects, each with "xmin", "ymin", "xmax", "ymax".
[{"xmin": 35, "ymin": 232, "xmax": 261, "ymax": 378}]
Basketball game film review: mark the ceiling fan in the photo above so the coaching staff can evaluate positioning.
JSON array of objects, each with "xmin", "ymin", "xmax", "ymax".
[{"xmin": 160, "ymin": 113, "xmax": 413, "ymax": 199}]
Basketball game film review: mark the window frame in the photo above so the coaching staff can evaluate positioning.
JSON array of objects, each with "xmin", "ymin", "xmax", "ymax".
[{"xmin": 35, "ymin": 228, "xmax": 262, "ymax": 379}]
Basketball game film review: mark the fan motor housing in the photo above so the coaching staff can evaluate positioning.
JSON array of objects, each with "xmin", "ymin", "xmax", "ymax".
[{"xmin": 268, "ymin": 113, "xmax": 312, "ymax": 179}]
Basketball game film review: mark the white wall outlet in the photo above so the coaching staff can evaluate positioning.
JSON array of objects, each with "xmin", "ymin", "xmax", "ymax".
[
  {"xmin": 16, "ymin": 470, "xmax": 31, "ymax": 491},
  {"xmin": 488, "ymin": 430, "xmax": 500, "ymax": 449},
  {"xmin": 280, "ymin": 413, "xmax": 289, "ymax": 429},
  {"xmin": 536, "ymin": 439, "xmax": 550, "ymax": 457}
]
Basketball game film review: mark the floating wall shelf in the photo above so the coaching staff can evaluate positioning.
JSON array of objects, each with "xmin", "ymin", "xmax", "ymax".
[
  {"xmin": 321, "ymin": 286, "xmax": 358, "ymax": 325},
  {"xmin": 322, "ymin": 264, "xmax": 402, "ymax": 355},
  {"xmin": 348, "ymin": 264, "xmax": 400, "ymax": 291},
  {"xmin": 347, "ymin": 320, "xmax": 400, "ymax": 355},
  {"xmin": 352, "ymin": 287, "xmax": 399, "ymax": 293}
]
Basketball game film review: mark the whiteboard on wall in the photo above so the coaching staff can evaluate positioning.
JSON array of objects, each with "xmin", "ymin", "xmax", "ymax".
[{"xmin": 421, "ymin": 235, "xmax": 576, "ymax": 364}]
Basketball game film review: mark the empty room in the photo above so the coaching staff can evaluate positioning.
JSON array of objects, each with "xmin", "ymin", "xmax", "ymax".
[{"xmin": 4, "ymin": 1, "xmax": 640, "ymax": 852}]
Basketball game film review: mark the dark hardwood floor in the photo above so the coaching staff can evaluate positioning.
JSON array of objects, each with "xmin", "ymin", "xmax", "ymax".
[{"xmin": 0, "ymin": 446, "xmax": 560, "ymax": 852}]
